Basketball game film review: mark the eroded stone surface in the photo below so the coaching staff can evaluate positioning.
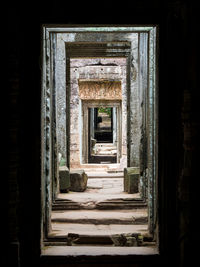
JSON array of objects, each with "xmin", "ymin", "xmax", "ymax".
[{"xmin": 70, "ymin": 170, "xmax": 88, "ymax": 192}]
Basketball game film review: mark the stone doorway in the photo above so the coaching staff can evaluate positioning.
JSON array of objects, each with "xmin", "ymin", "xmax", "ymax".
[
  {"xmin": 88, "ymin": 106, "xmax": 117, "ymax": 164},
  {"xmin": 82, "ymin": 100, "xmax": 122, "ymax": 165},
  {"xmin": 78, "ymin": 80, "xmax": 124, "ymax": 166},
  {"xmin": 41, "ymin": 26, "xmax": 158, "ymax": 252},
  {"xmin": 69, "ymin": 65, "xmax": 127, "ymax": 169}
]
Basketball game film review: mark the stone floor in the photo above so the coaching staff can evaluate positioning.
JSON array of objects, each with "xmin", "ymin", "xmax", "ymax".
[
  {"xmin": 95, "ymin": 143, "xmax": 117, "ymax": 156},
  {"xmin": 50, "ymin": 168, "xmax": 149, "ymax": 247},
  {"xmin": 56, "ymin": 177, "xmax": 140, "ymax": 203}
]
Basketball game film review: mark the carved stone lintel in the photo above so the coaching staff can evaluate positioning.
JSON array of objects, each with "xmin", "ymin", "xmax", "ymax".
[{"xmin": 78, "ymin": 80, "xmax": 122, "ymax": 100}]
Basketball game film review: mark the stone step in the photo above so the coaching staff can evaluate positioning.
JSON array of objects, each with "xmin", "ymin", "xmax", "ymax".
[
  {"xmin": 53, "ymin": 177, "xmax": 145, "ymax": 210},
  {"xmin": 88, "ymin": 155, "xmax": 117, "ymax": 164},
  {"xmin": 53, "ymin": 178, "xmax": 144, "ymax": 210},
  {"xmin": 96, "ymin": 153, "xmax": 117, "ymax": 156},
  {"xmin": 47, "ymin": 223, "xmax": 153, "ymax": 247},
  {"xmin": 95, "ymin": 201, "xmax": 147, "ymax": 210},
  {"xmin": 97, "ymin": 148, "xmax": 117, "ymax": 151},
  {"xmin": 51, "ymin": 223, "xmax": 148, "ymax": 237},
  {"xmin": 96, "ymin": 146, "xmax": 117, "ymax": 150},
  {"xmin": 52, "ymin": 200, "xmax": 81, "ymax": 210},
  {"xmin": 86, "ymin": 172, "xmax": 123, "ymax": 178},
  {"xmin": 51, "ymin": 209, "xmax": 148, "ymax": 224},
  {"xmin": 95, "ymin": 143, "xmax": 116, "ymax": 147},
  {"xmin": 79, "ymin": 163, "xmax": 121, "ymax": 170},
  {"xmin": 52, "ymin": 199, "xmax": 147, "ymax": 210},
  {"xmin": 96, "ymin": 144, "xmax": 116, "ymax": 147},
  {"xmin": 96, "ymin": 146, "xmax": 117, "ymax": 151},
  {"xmin": 43, "ymin": 245, "xmax": 157, "ymax": 254}
]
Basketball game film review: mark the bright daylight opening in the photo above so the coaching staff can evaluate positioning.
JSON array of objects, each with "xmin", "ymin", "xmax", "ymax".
[{"xmin": 41, "ymin": 26, "xmax": 158, "ymax": 255}]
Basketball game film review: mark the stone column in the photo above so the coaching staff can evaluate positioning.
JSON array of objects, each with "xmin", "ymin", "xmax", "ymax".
[
  {"xmin": 129, "ymin": 34, "xmax": 140, "ymax": 167},
  {"xmin": 113, "ymin": 107, "xmax": 117, "ymax": 145}
]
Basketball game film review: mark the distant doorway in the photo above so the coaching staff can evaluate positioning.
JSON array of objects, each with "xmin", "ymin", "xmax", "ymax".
[
  {"xmin": 94, "ymin": 107, "xmax": 113, "ymax": 143},
  {"xmin": 82, "ymin": 100, "xmax": 122, "ymax": 164},
  {"xmin": 88, "ymin": 107, "xmax": 117, "ymax": 164}
]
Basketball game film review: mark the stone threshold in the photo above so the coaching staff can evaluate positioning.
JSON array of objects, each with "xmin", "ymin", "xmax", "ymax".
[{"xmin": 41, "ymin": 245, "xmax": 158, "ymax": 256}]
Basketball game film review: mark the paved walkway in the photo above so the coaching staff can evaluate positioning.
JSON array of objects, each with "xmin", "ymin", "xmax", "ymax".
[
  {"xmin": 57, "ymin": 178, "xmax": 140, "ymax": 203},
  {"xmin": 51, "ymin": 168, "xmax": 148, "ymax": 246}
]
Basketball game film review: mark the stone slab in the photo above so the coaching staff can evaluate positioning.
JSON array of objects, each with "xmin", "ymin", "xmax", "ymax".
[
  {"xmin": 86, "ymin": 172, "xmax": 124, "ymax": 178},
  {"xmin": 57, "ymin": 191, "xmax": 140, "ymax": 203},
  {"xmin": 42, "ymin": 245, "xmax": 158, "ymax": 256},
  {"xmin": 51, "ymin": 223, "xmax": 148, "ymax": 237},
  {"xmin": 51, "ymin": 209, "xmax": 148, "ymax": 224}
]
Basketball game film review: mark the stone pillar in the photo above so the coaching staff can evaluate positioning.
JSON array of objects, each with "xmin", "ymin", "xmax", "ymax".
[
  {"xmin": 113, "ymin": 107, "xmax": 117, "ymax": 145},
  {"xmin": 129, "ymin": 34, "xmax": 140, "ymax": 167},
  {"xmin": 90, "ymin": 108, "xmax": 95, "ymax": 139}
]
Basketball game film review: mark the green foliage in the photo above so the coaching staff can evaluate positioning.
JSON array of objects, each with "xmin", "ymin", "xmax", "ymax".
[
  {"xmin": 59, "ymin": 158, "xmax": 66, "ymax": 166},
  {"xmin": 98, "ymin": 107, "xmax": 112, "ymax": 117}
]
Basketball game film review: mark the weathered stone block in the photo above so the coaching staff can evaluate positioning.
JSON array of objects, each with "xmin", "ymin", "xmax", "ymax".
[
  {"xmin": 59, "ymin": 166, "xmax": 70, "ymax": 193},
  {"xmin": 70, "ymin": 170, "xmax": 88, "ymax": 192},
  {"xmin": 124, "ymin": 167, "xmax": 139, "ymax": 193}
]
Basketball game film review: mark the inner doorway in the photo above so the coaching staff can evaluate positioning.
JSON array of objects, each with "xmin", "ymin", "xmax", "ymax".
[
  {"xmin": 88, "ymin": 107, "xmax": 117, "ymax": 164},
  {"xmin": 82, "ymin": 100, "xmax": 122, "ymax": 165},
  {"xmin": 93, "ymin": 107, "xmax": 113, "ymax": 143},
  {"xmin": 75, "ymin": 78, "xmax": 125, "ymax": 169}
]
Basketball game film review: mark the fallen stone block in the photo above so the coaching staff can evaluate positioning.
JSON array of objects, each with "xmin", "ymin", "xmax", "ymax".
[
  {"xmin": 70, "ymin": 170, "xmax": 88, "ymax": 192},
  {"xmin": 59, "ymin": 166, "xmax": 70, "ymax": 193},
  {"xmin": 124, "ymin": 167, "xmax": 140, "ymax": 193}
]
